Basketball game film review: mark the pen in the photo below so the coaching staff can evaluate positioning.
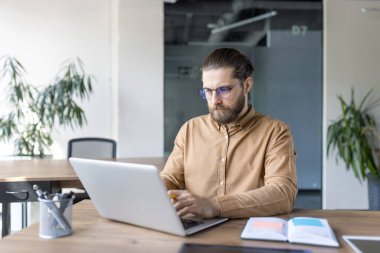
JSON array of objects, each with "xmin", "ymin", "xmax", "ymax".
[
  {"xmin": 59, "ymin": 191, "xmax": 75, "ymax": 201},
  {"xmin": 33, "ymin": 185, "xmax": 48, "ymax": 199},
  {"xmin": 50, "ymin": 191, "xmax": 75, "ymax": 228}
]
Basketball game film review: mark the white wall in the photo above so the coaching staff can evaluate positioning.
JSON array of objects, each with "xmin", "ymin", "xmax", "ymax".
[
  {"xmin": 118, "ymin": 0, "xmax": 164, "ymax": 157},
  {"xmin": 323, "ymin": 0, "xmax": 380, "ymax": 209},
  {"xmin": 0, "ymin": 0, "xmax": 164, "ymax": 158},
  {"xmin": 0, "ymin": 0, "xmax": 114, "ymax": 158}
]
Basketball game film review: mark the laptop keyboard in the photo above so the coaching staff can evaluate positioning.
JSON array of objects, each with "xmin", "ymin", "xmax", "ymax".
[{"xmin": 181, "ymin": 219, "xmax": 204, "ymax": 229}]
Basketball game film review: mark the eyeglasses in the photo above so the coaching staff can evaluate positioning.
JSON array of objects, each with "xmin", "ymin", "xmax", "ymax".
[{"xmin": 198, "ymin": 83, "xmax": 239, "ymax": 100}]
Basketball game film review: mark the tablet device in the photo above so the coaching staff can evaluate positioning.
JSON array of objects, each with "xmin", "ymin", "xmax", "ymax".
[{"xmin": 343, "ymin": 235, "xmax": 380, "ymax": 253}]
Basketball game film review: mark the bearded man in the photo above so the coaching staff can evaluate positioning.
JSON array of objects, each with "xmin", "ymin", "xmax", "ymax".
[{"xmin": 160, "ymin": 48, "xmax": 298, "ymax": 218}]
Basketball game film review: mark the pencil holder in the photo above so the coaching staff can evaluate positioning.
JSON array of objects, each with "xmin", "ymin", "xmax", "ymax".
[{"xmin": 38, "ymin": 194, "xmax": 74, "ymax": 239}]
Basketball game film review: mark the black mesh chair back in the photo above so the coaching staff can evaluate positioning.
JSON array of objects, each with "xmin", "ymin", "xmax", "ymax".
[
  {"xmin": 68, "ymin": 137, "xmax": 117, "ymax": 159},
  {"xmin": 66, "ymin": 137, "xmax": 117, "ymax": 203}
]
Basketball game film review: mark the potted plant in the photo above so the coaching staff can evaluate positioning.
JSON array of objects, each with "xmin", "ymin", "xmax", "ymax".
[
  {"xmin": 0, "ymin": 56, "xmax": 93, "ymax": 157},
  {"xmin": 364, "ymin": 125, "xmax": 380, "ymax": 164},
  {"xmin": 327, "ymin": 89, "xmax": 380, "ymax": 210}
]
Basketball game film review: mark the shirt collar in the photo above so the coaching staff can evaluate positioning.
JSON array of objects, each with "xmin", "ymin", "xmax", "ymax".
[{"xmin": 226, "ymin": 104, "xmax": 255, "ymax": 133}]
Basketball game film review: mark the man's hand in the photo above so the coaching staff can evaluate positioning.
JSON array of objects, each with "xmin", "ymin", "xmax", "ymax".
[{"xmin": 168, "ymin": 190, "xmax": 221, "ymax": 218}]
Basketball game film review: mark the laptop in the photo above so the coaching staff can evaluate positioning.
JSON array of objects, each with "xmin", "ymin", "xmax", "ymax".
[
  {"xmin": 69, "ymin": 157, "xmax": 228, "ymax": 236},
  {"xmin": 343, "ymin": 235, "xmax": 380, "ymax": 253}
]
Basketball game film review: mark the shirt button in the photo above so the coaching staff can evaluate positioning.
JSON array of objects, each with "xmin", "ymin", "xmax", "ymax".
[
  {"xmin": 221, "ymin": 158, "xmax": 225, "ymax": 162},
  {"xmin": 224, "ymin": 135, "xmax": 228, "ymax": 139},
  {"xmin": 220, "ymin": 181, "xmax": 224, "ymax": 186}
]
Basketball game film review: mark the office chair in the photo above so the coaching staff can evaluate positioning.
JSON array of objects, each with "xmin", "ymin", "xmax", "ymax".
[
  {"xmin": 67, "ymin": 137, "xmax": 117, "ymax": 159},
  {"xmin": 65, "ymin": 137, "xmax": 117, "ymax": 203}
]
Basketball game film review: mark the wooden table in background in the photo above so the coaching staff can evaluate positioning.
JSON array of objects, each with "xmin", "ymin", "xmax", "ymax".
[
  {"xmin": 0, "ymin": 157, "xmax": 166, "ymax": 237},
  {"xmin": 1, "ymin": 200, "xmax": 380, "ymax": 252}
]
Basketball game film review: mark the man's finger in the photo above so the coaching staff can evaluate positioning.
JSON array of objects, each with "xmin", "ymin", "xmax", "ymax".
[
  {"xmin": 168, "ymin": 190, "xmax": 187, "ymax": 200},
  {"xmin": 174, "ymin": 198, "xmax": 192, "ymax": 210},
  {"xmin": 177, "ymin": 205, "xmax": 194, "ymax": 217}
]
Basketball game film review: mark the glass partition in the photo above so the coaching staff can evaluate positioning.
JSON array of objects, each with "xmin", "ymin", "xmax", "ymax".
[{"xmin": 164, "ymin": 0, "xmax": 322, "ymax": 208}]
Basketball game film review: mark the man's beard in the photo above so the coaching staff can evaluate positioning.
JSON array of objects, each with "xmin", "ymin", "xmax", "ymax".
[{"xmin": 209, "ymin": 90, "xmax": 245, "ymax": 125}]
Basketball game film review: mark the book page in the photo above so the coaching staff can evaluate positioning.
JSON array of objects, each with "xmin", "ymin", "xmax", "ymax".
[
  {"xmin": 241, "ymin": 217, "xmax": 288, "ymax": 242},
  {"xmin": 287, "ymin": 217, "xmax": 339, "ymax": 247}
]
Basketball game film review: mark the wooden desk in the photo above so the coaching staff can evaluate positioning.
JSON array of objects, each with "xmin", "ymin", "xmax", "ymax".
[
  {"xmin": 1, "ymin": 200, "xmax": 379, "ymax": 253},
  {"xmin": 0, "ymin": 157, "xmax": 166, "ymax": 237},
  {"xmin": 0, "ymin": 158, "xmax": 166, "ymax": 182}
]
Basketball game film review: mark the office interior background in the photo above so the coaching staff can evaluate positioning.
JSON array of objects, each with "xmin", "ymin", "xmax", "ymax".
[{"xmin": 0, "ymin": 0, "xmax": 379, "ymax": 222}]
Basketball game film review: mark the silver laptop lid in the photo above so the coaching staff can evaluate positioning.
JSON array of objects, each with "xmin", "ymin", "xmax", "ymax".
[
  {"xmin": 69, "ymin": 158, "xmax": 187, "ymax": 236},
  {"xmin": 69, "ymin": 158, "xmax": 228, "ymax": 236}
]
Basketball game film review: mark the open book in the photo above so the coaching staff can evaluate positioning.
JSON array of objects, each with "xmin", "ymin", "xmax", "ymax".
[{"xmin": 241, "ymin": 217, "xmax": 339, "ymax": 247}]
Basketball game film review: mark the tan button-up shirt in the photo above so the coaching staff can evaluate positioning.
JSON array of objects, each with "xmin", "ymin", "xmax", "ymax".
[{"xmin": 160, "ymin": 106, "xmax": 297, "ymax": 218}]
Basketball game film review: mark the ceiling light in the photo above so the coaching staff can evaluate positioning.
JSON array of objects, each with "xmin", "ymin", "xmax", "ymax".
[{"xmin": 211, "ymin": 11, "xmax": 277, "ymax": 34}]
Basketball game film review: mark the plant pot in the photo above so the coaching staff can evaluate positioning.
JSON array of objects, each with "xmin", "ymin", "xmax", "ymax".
[
  {"xmin": 376, "ymin": 149, "xmax": 380, "ymax": 168},
  {"xmin": 367, "ymin": 173, "xmax": 380, "ymax": 210}
]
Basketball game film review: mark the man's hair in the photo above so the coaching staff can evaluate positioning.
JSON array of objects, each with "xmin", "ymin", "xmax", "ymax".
[{"xmin": 201, "ymin": 48, "xmax": 254, "ymax": 81}]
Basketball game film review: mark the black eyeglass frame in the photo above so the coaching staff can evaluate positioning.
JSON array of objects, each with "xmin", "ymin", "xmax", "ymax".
[{"xmin": 197, "ymin": 83, "xmax": 240, "ymax": 100}]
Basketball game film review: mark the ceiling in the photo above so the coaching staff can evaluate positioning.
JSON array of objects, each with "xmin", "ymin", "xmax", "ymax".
[{"xmin": 164, "ymin": 0, "xmax": 322, "ymax": 46}]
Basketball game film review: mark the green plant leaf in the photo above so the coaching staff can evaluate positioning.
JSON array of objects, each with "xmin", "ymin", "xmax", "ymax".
[
  {"xmin": 0, "ymin": 56, "xmax": 94, "ymax": 157},
  {"xmin": 327, "ymin": 88, "xmax": 380, "ymax": 181}
]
